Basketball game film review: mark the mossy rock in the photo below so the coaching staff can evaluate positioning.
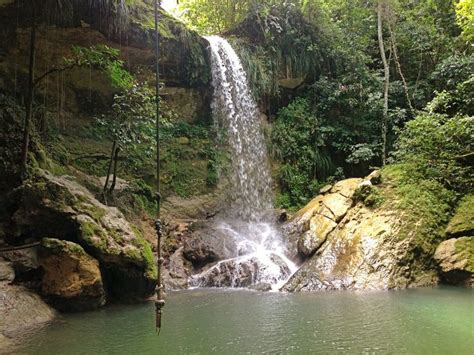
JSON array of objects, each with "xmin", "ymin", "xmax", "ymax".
[
  {"xmin": 446, "ymin": 195, "xmax": 474, "ymax": 237},
  {"xmin": 12, "ymin": 171, "xmax": 157, "ymax": 301},
  {"xmin": 434, "ymin": 236, "xmax": 473, "ymax": 287},
  {"xmin": 39, "ymin": 238, "xmax": 106, "ymax": 311}
]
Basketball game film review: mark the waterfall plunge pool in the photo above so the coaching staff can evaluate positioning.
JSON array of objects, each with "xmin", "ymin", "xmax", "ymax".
[{"xmin": 11, "ymin": 287, "xmax": 473, "ymax": 354}]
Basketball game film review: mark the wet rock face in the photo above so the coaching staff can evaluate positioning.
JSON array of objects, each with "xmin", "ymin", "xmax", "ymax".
[
  {"xmin": 38, "ymin": 238, "xmax": 106, "ymax": 311},
  {"xmin": 183, "ymin": 227, "xmax": 238, "ymax": 267},
  {"xmin": 190, "ymin": 253, "xmax": 291, "ymax": 288},
  {"xmin": 281, "ymin": 174, "xmax": 439, "ymax": 292},
  {"xmin": 8, "ymin": 171, "xmax": 156, "ymax": 303},
  {"xmin": 434, "ymin": 237, "xmax": 473, "ymax": 287}
]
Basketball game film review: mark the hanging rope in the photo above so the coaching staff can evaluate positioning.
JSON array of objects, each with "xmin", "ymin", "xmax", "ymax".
[
  {"xmin": 154, "ymin": 0, "xmax": 165, "ymax": 334},
  {"xmin": 0, "ymin": 242, "xmax": 40, "ymax": 253}
]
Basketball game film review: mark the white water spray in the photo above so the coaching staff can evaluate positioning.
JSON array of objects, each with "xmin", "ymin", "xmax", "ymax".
[{"xmin": 189, "ymin": 36, "xmax": 296, "ymax": 290}]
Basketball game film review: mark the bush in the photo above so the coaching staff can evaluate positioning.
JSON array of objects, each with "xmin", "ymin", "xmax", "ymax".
[
  {"xmin": 394, "ymin": 112, "xmax": 473, "ymax": 194},
  {"xmin": 272, "ymin": 98, "xmax": 333, "ymax": 208}
]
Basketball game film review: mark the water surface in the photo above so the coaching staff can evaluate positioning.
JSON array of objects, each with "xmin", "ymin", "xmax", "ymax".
[{"xmin": 13, "ymin": 287, "xmax": 473, "ymax": 354}]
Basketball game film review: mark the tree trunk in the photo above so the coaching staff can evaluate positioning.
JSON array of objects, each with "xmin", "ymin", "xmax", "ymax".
[
  {"xmin": 377, "ymin": 1, "xmax": 390, "ymax": 166},
  {"xmin": 109, "ymin": 147, "xmax": 120, "ymax": 193},
  {"xmin": 103, "ymin": 139, "xmax": 117, "ymax": 197},
  {"xmin": 388, "ymin": 21, "xmax": 415, "ymax": 116},
  {"xmin": 20, "ymin": 3, "xmax": 37, "ymax": 178}
]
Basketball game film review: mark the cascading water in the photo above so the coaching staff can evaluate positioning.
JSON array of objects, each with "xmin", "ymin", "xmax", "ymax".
[{"xmin": 189, "ymin": 36, "xmax": 297, "ymax": 290}]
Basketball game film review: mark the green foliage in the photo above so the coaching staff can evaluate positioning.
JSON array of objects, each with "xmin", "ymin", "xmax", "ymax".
[
  {"xmin": 272, "ymin": 97, "xmax": 333, "ymax": 207},
  {"xmin": 456, "ymin": 0, "xmax": 474, "ymax": 42},
  {"xmin": 382, "ymin": 165, "xmax": 456, "ymax": 251},
  {"xmin": 394, "ymin": 113, "xmax": 473, "ymax": 194},
  {"xmin": 69, "ymin": 45, "xmax": 133, "ymax": 90}
]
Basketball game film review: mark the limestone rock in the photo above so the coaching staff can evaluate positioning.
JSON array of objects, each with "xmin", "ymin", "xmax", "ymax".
[
  {"xmin": 434, "ymin": 237, "xmax": 473, "ymax": 287},
  {"xmin": 163, "ymin": 247, "xmax": 190, "ymax": 290},
  {"xmin": 367, "ymin": 170, "xmax": 382, "ymax": 185},
  {"xmin": 0, "ymin": 257, "xmax": 15, "ymax": 282},
  {"xmin": 1, "ymin": 248, "xmax": 40, "ymax": 280},
  {"xmin": 278, "ymin": 77, "xmax": 305, "ymax": 89},
  {"xmin": 330, "ymin": 178, "xmax": 363, "ymax": 198},
  {"xmin": 0, "ymin": 283, "xmax": 56, "ymax": 339},
  {"xmin": 39, "ymin": 238, "xmax": 106, "ymax": 311},
  {"xmin": 282, "ymin": 178, "xmax": 439, "ymax": 292},
  {"xmin": 10, "ymin": 171, "xmax": 156, "ymax": 301},
  {"xmin": 297, "ymin": 215, "xmax": 337, "ymax": 256},
  {"xmin": 446, "ymin": 195, "xmax": 474, "ymax": 237},
  {"xmin": 319, "ymin": 185, "xmax": 332, "ymax": 194},
  {"xmin": 283, "ymin": 178, "xmax": 361, "ymax": 258}
]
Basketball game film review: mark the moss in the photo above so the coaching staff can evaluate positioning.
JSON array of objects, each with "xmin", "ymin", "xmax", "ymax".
[
  {"xmin": 74, "ymin": 197, "xmax": 107, "ymax": 223},
  {"xmin": 131, "ymin": 225, "xmax": 157, "ymax": 280},
  {"xmin": 381, "ymin": 164, "xmax": 457, "ymax": 255},
  {"xmin": 454, "ymin": 237, "xmax": 474, "ymax": 273},
  {"xmin": 80, "ymin": 221, "xmax": 107, "ymax": 249},
  {"xmin": 446, "ymin": 194, "xmax": 474, "ymax": 237},
  {"xmin": 42, "ymin": 237, "xmax": 86, "ymax": 256},
  {"xmin": 353, "ymin": 185, "xmax": 384, "ymax": 208}
]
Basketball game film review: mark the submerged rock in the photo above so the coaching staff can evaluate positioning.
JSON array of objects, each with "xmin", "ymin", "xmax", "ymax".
[
  {"xmin": 434, "ymin": 237, "xmax": 473, "ymax": 287},
  {"xmin": 38, "ymin": 238, "xmax": 106, "ymax": 311},
  {"xmin": 8, "ymin": 171, "xmax": 156, "ymax": 302}
]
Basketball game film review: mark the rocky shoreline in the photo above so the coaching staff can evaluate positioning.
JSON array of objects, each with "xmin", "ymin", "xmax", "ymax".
[{"xmin": 1, "ymin": 169, "xmax": 472, "ymax": 346}]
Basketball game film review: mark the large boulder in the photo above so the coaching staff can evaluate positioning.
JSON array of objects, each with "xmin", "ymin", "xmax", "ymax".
[
  {"xmin": 283, "ymin": 178, "xmax": 361, "ymax": 258},
  {"xmin": 446, "ymin": 195, "xmax": 474, "ymax": 237},
  {"xmin": 8, "ymin": 171, "xmax": 156, "ymax": 302},
  {"xmin": 183, "ymin": 227, "xmax": 238, "ymax": 267},
  {"xmin": 281, "ymin": 176, "xmax": 439, "ymax": 292},
  {"xmin": 434, "ymin": 237, "xmax": 473, "ymax": 287},
  {"xmin": 38, "ymin": 238, "xmax": 106, "ymax": 311},
  {"xmin": 0, "ymin": 283, "xmax": 56, "ymax": 339}
]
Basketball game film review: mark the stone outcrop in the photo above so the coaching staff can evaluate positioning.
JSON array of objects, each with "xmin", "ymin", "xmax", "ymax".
[
  {"xmin": 38, "ymin": 238, "xmax": 106, "ymax": 311},
  {"xmin": 282, "ymin": 178, "xmax": 362, "ymax": 259},
  {"xmin": 162, "ymin": 247, "xmax": 190, "ymax": 290},
  {"xmin": 0, "ymin": 258, "xmax": 56, "ymax": 345},
  {"xmin": 7, "ymin": 170, "xmax": 156, "ymax": 302},
  {"xmin": 434, "ymin": 237, "xmax": 473, "ymax": 287},
  {"xmin": 281, "ymin": 172, "xmax": 439, "ymax": 292}
]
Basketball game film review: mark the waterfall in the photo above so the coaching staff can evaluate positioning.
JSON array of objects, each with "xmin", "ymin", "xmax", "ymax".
[
  {"xmin": 188, "ymin": 36, "xmax": 296, "ymax": 290},
  {"xmin": 206, "ymin": 35, "xmax": 273, "ymax": 221}
]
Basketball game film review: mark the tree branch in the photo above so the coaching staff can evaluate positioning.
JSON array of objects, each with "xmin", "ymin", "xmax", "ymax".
[{"xmin": 33, "ymin": 63, "xmax": 79, "ymax": 88}]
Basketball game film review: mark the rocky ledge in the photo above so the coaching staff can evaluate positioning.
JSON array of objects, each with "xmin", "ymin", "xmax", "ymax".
[
  {"xmin": 281, "ymin": 172, "xmax": 473, "ymax": 292},
  {"xmin": 2, "ymin": 170, "xmax": 157, "ymax": 310}
]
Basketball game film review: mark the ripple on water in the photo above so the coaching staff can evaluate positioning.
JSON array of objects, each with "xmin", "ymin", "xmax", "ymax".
[{"xmin": 10, "ymin": 287, "xmax": 474, "ymax": 354}]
